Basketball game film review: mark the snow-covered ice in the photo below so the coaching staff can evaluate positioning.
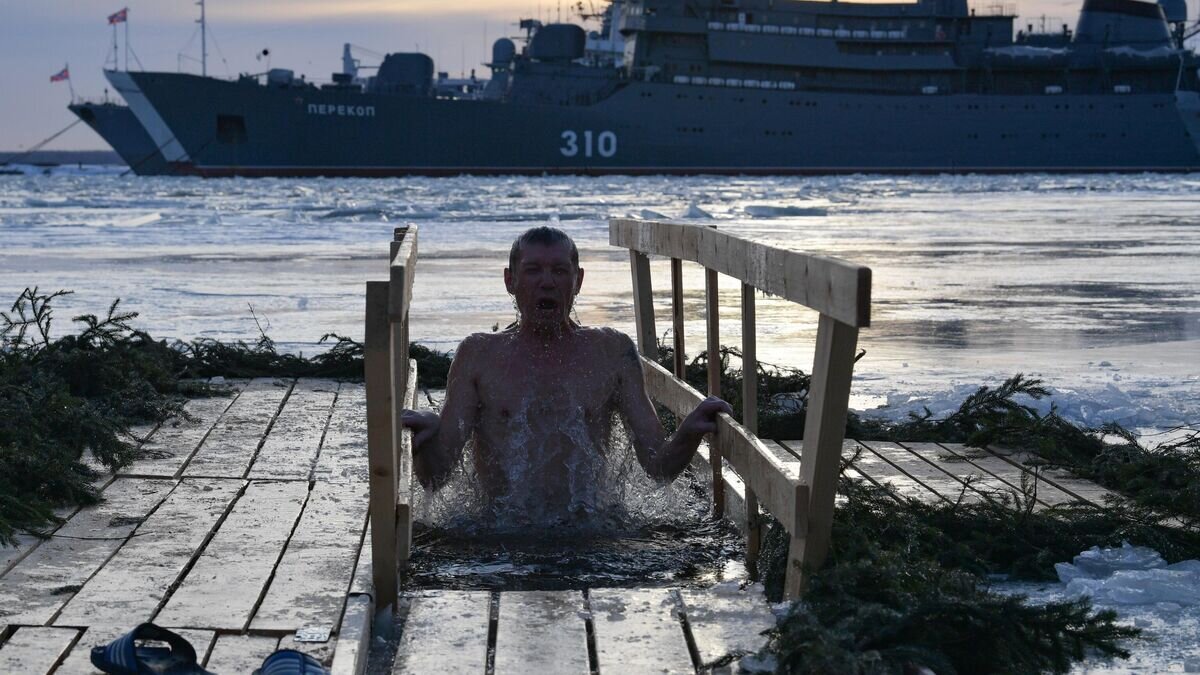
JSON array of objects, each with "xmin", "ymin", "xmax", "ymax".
[{"xmin": 1000, "ymin": 543, "xmax": 1200, "ymax": 673}]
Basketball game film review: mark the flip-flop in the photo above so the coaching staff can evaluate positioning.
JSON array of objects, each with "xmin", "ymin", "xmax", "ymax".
[
  {"xmin": 90, "ymin": 623, "xmax": 214, "ymax": 674},
  {"xmin": 253, "ymin": 649, "xmax": 330, "ymax": 675}
]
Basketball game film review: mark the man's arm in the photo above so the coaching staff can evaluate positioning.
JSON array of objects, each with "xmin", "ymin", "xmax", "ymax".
[
  {"xmin": 612, "ymin": 332, "xmax": 732, "ymax": 481},
  {"xmin": 401, "ymin": 334, "xmax": 484, "ymax": 490}
]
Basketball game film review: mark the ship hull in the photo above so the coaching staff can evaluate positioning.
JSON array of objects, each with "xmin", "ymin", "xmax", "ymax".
[
  {"xmin": 121, "ymin": 71, "xmax": 1200, "ymax": 175},
  {"xmin": 67, "ymin": 102, "xmax": 171, "ymax": 175}
]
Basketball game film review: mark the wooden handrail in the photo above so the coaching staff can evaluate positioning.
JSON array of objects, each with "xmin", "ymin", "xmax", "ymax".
[
  {"xmin": 366, "ymin": 225, "xmax": 420, "ymax": 616},
  {"xmin": 610, "ymin": 218, "xmax": 871, "ymax": 328},
  {"xmin": 642, "ymin": 359, "xmax": 808, "ymax": 535},
  {"xmin": 613, "ymin": 218, "xmax": 869, "ymax": 599}
]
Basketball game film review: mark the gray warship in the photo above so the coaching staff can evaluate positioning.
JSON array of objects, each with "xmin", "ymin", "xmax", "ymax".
[
  {"xmin": 108, "ymin": 0, "xmax": 1200, "ymax": 175},
  {"xmin": 68, "ymin": 100, "xmax": 170, "ymax": 175}
]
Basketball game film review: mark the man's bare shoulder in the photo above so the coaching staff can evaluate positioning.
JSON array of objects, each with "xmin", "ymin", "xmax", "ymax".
[
  {"xmin": 576, "ymin": 326, "xmax": 642, "ymax": 367},
  {"xmin": 452, "ymin": 332, "xmax": 508, "ymax": 366},
  {"xmin": 576, "ymin": 326, "xmax": 636, "ymax": 348}
]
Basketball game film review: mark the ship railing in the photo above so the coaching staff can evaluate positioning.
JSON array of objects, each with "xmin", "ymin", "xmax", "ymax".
[
  {"xmin": 610, "ymin": 219, "xmax": 871, "ymax": 599},
  {"xmin": 364, "ymin": 226, "xmax": 419, "ymax": 615}
]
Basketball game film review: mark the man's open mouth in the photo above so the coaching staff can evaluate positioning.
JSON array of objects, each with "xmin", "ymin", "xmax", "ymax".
[{"xmin": 536, "ymin": 299, "xmax": 559, "ymax": 310}]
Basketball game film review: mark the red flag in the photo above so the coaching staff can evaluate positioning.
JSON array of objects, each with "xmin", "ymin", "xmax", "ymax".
[
  {"xmin": 50, "ymin": 66, "xmax": 70, "ymax": 83},
  {"xmin": 108, "ymin": 7, "xmax": 128, "ymax": 24}
]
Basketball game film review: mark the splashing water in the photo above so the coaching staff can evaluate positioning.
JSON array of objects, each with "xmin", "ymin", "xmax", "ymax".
[{"xmin": 407, "ymin": 402, "xmax": 744, "ymax": 591}]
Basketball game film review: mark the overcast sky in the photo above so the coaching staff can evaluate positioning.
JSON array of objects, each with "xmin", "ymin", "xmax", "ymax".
[{"xmin": 3, "ymin": 0, "xmax": 1090, "ymax": 151}]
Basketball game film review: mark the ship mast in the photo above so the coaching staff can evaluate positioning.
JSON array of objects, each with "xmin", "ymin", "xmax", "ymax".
[{"xmin": 197, "ymin": 0, "xmax": 207, "ymax": 77}]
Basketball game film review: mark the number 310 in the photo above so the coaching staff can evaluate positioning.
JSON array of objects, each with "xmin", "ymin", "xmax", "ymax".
[{"xmin": 561, "ymin": 130, "xmax": 617, "ymax": 158}]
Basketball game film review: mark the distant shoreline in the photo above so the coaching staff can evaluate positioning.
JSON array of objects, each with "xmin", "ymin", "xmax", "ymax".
[{"xmin": 0, "ymin": 150, "xmax": 122, "ymax": 166}]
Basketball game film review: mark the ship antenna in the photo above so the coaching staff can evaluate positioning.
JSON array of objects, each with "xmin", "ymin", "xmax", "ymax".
[{"xmin": 198, "ymin": 0, "xmax": 207, "ymax": 77}]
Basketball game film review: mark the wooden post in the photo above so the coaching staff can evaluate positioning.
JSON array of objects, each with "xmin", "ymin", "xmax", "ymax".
[
  {"xmin": 389, "ymin": 227, "xmax": 417, "ymax": 572},
  {"xmin": 741, "ymin": 282, "xmax": 761, "ymax": 580},
  {"xmin": 705, "ymin": 267, "xmax": 724, "ymax": 517},
  {"xmin": 786, "ymin": 314, "xmax": 859, "ymax": 599},
  {"xmin": 364, "ymin": 281, "xmax": 398, "ymax": 613},
  {"xmin": 630, "ymin": 250, "xmax": 658, "ymax": 359},
  {"xmin": 670, "ymin": 258, "xmax": 685, "ymax": 378}
]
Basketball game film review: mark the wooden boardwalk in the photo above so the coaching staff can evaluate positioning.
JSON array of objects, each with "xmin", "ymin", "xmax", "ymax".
[
  {"xmin": 0, "ymin": 378, "xmax": 374, "ymax": 675},
  {"xmin": 0, "ymin": 376, "xmax": 1118, "ymax": 673}
]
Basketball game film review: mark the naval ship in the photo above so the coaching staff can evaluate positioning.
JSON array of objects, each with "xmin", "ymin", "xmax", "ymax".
[
  {"xmin": 68, "ymin": 100, "xmax": 170, "ymax": 175},
  {"xmin": 108, "ymin": 0, "xmax": 1200, "ymax": 175}
]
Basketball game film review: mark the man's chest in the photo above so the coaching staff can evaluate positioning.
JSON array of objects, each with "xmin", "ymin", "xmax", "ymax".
[{"xmin": 475, "ymin": 358, "xmax": 619, "ymax": 418}]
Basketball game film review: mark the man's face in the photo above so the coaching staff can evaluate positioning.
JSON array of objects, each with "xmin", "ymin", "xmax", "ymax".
[{"xmin": 504, "ymin": 241, "xmax": 584, "ymax": 329}]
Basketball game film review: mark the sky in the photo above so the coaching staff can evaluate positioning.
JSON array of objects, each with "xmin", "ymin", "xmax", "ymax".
[{"xmin": 2, "ymin": 0, "xmax": 1094, "ymax": 151}]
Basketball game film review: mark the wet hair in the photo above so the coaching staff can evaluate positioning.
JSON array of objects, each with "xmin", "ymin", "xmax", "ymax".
[{"xmin": 507, "ymin": 226, "xmax": 579, "ymax": 272}]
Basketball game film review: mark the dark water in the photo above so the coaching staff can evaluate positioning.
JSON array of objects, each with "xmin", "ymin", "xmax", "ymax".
[{"xmin": 405, "ymin": 507, "xmax": 745, "ymax": 592}]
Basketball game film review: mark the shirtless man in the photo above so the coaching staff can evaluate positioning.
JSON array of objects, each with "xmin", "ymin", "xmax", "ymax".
[{"xmin": 401, "ymin": 226, "xmax": 731, "ymax": 517}]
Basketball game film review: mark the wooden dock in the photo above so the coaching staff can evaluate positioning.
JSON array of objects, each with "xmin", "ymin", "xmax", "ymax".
[
  {"xmin": 0, "ymin": 376, "xmax": 1115, "ymax": 673},
  {"xmin": 0, "ymin": 378, "xmax": 375, "ymax": 675},
  {"xmin": 0, "ymin": 221, "xmax": 1124, "ymax": 673}
]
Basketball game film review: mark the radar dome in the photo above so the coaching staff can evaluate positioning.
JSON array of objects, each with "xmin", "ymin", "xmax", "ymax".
[{"xmin": 492, "ymin": 38, "xmax": 517, "ymax": 65}]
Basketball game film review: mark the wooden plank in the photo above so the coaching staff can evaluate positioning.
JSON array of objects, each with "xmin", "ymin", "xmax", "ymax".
[
  {"xmin": 156, "ymin": 480, "xmax": 310, "ymax": 630},
  {"xmin": 928, "ymin": 443, "xmax": 1083, "ymax": 507},
  {"xmin": 0, "ymin": 478, "xmax": 177, "ymax": 626},
  {"xmin": 330, "ymin": 594, "xmax": 372, "ymax": 675},
  {"xmin": 630, "ymin": 250, "xmax": 658, "ymax": 358},
  {"xmin": 705, "ymin": 265, "xmax": 725, "ymax": 517},
  {"xmin": 248, "ymin": 379, "xmax": 339, "ymax": 480},
  {"xmin": 349, "ymin": 520, "xmax": 373, "ymax": 597},
  {"xmin": 691, "ymin": 446, "xmax": 748, "ymax": 532},
  {"xmin": 899, "ymin": 442, "xmax": 1065, "ymax": 508},
  {"xmin": 763, "ymin": 440, "xmax": 802, "ymax": 472},
  {"xmin": 678, "ymin": 587, "xmax": 775, "ymax": 668},
  {"xmin": 312, "ymin": 383, "xmax": 369, "ymax": 484},
  {"xmin": 53, "ymin": 628, "xmax": 214, "ymax": 675},
  {"xmin": 250, "ymin": 481, "xmax": 370, "ymax": 633},
  {"xmin": 823, "ymin": 439, "xmax": 941, "ymax": 502},
  {"xmin": 393, "ymin": 591, "xmax": 491, "ymax": 674},
  {"xmin": 388, "ymin": 226, "xmax": 419, "ymax": 324},
  {"xmin": 610, "ymin": 219, "xmax": 871, "ymax": 327},
  {"xmin": 590, "ymin": 588, "xmax": 693, "ymax": 674},
  {"xmin": 783, "ymin": 438, "xmax": 887, "ymax": 504},
  {"xmin": 121, "ymin": 386, "xmax": 243, "ymax": 478},
  {"xmin": 494, "ymin": 591, "xmax": 589, "ymax": 675},
  {"xmin": 204, "ymin": 634, "xmax": 279, "ymax": 674},
  {"xmin": 857, "ymin": 441, "xmax": 980, "ymax": 505},
  {"xmin": 183, "ymin": 378, "xmax": 293, "ymax": 478},
  {"xmin": 54, "ymin": 479, "xmax": 243, "ymax": 628},
  {"xmin": 0, "ymin": 474, "xmax": 118, "ymax": 579},
  {"xmin": 396, "ymin": 359, "xmax": 417, "ymax": 569},
  {"xmin": 741, "ymin": 287, "xmax": 761, "ymax": 576},
  {"xmin": 980, "ymin": 445, "xmax": 1118, "ymax": 508},
  {"xmin": 671, "ymin": 257, "xmax": 685, "ymax": 378},
  {"xmin": 0, "ymin": 627, "xmax": 79, "ymax": 674},
  {"xmin": 644, "ymin": 359, "xmax": 807, "ymax": 535},
  {"xmin": 790, "ymin": 315, "xmax": 859, "ymax": 598},
  {"xmin": 365, "ymin": 281, "xmax": 398, "ymax": 612},
  {"xmin": 1, "ymin": 535, "xmax": 47, "ymax": 578}
]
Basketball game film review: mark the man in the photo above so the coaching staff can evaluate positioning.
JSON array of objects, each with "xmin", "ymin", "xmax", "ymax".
[{"xmin": 401, "ymin": 226, "xmax": 731, "ymax": 517}]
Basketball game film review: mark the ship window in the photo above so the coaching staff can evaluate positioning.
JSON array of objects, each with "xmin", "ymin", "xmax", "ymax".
[{"xmin": 216, "ymin": 115, "xmax": 248, "ymax": 144}]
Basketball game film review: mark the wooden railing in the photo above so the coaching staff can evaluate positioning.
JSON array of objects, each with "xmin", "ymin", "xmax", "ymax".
[
  {"xmin": 364, "ymin": 226, "xmax": 418, "ymax": 614},
  {"xmin": 611, "ymin": 218, "xmax": 871, "ymax": 598}
]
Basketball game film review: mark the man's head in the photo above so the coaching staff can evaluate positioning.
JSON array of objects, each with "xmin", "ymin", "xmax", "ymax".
[{"xmin": 504, "ymin": 226, "xmax": 584, "ymax": 331}]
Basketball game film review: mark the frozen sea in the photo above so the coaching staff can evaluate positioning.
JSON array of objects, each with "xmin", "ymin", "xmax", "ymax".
[
  {"xmin": 4, "ymin": 168, "xmax": 1200, "ymax": 672},
  {"xmin": 2, "ymin": 167, "xmax": 1197, "ymax": 430}
]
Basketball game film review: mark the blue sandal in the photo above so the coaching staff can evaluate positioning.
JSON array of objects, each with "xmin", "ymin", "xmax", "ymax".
[
  {"xmin": 90, "ymin": 623, "xmax": 214, "ymax": 674},
  {"xmin": 254, "ymin": 649, "xmax": 330, "ymax": 675}
]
